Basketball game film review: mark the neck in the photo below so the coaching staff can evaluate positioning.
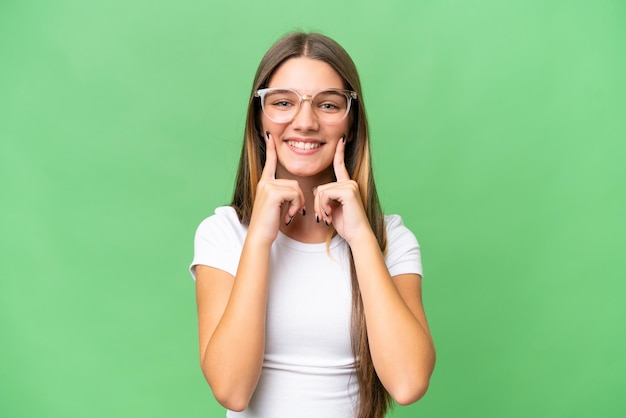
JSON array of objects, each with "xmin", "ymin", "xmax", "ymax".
[{"xmin": 276, "ymin": 169, "xmax": 335, "ymax": 243}]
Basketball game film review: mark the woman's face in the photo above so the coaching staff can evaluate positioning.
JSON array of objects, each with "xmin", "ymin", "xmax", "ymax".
[{"xmin": 261, "ymin": 57, "xmax": 351, "ymax": 181}]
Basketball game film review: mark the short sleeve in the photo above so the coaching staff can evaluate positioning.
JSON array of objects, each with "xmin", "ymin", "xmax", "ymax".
[
  {"xmin": 189, "ymin": 206, "xmax": 246, "ymax": 280},
  {"xmin": 384, "ymin": 215, "xmax": 423, "ymax": 278}
]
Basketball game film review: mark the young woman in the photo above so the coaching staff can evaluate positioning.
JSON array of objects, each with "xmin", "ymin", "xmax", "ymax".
[{"xmin": 191, "ymin": 32, "xmax": 435, "ymax": 418}]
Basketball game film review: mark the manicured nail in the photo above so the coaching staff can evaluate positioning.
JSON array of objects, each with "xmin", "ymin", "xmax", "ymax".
[
  {"xmin": 315, "ymin": 214, "xmax": 320, "ymax": 223},
  {"xmin": 342, "ymin": 134, "xmax": 346, "ymax": 143},
  {"xmin": 323, "ymin": 210, "xmax": 329, "ymax": 217},
  {"xmin": 302, "ymin": 208, "xmax": 306, "ymax": 216},
  {"xmin": 265, "ymin": 131, "xmax": 270, "ymax": 140},
  {"xmin": 324, "ymin": 219, "xmax": 329, "ymax": 227},
  {"xmin": 285, "ymin": 215, "xmax": 294, "ymax": 226}
]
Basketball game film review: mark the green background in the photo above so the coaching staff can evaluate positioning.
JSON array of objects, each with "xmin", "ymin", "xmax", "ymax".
[{"xmin": 1, "ymin": 0, "xmax": 624, "ymax": 417}]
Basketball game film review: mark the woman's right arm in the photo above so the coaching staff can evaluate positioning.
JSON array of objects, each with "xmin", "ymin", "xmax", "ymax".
[
  {"xmin": 195, "ymin": 134, "xmax": 303, "ymax": 411},
  {"xmin": 195, "ymin": 236, "xmax": 271, "ymax": 411}
]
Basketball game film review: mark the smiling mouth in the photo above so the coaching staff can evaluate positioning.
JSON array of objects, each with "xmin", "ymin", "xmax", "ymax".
[{"xmin": 287, "ymin": 141, "xmax": 322, "ymax": 150}]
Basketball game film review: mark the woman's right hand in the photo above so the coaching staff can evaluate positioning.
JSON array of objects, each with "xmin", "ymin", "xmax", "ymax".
[{"xmin": 247, "ymin": 132, "xmax": 305, "ymax": 245}]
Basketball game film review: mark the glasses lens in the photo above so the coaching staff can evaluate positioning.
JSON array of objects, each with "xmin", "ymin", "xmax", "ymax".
[
  {"xmin": 262, "ymin": 89, "xmax": 300, "ymax": 123},
  {"xmin": 313, "ymin": 91, "xmax": 350, "ymax": 123}
]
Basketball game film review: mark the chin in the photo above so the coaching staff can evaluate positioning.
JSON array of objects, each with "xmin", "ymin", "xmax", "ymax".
[
  {"xmin": 281, "ymin": 163, "xmax": 331, "ymax": 179},
  {"xmin": 287, "ymin": 168, "xmax": 322, "ymax": 178}
]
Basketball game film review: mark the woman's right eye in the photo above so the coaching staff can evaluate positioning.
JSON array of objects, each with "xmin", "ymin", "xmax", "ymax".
[{"xmin": 272, "ymin": 100, "xmax": 293, "ymax": 108}]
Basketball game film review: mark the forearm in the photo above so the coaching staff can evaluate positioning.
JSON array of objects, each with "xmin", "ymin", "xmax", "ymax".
[
  {"xmin": 202, "ymin": 235, "xmax": 271, "ymax": 410},
  {"xmin": 349, "ymin": 231, "xmax": 436, "ymax": 404}
]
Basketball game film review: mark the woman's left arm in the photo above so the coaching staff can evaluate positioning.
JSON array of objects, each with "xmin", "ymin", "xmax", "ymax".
[
  {"xmin": 314, "ymin": 138, "xmax": 435, "ymax": 405},
  {"xmin": 350, "ymin": 236, "xmax": 435, "ymax": 405}
]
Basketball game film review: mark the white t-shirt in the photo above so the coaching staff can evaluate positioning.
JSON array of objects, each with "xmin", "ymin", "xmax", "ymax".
[{"xmin": 190, "ymin": 206, "xmax": 422, "ymax": 418}]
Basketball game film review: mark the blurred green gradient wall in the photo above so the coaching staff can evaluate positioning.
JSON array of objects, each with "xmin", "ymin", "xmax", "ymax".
[{"xmin": 1, "ymin": 1, "xmax": 624, "ymax": 417}]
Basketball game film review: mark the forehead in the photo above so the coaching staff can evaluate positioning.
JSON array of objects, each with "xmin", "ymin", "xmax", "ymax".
[{"xmin": 267, "ymin": 57, "xmax": 344, "ymax": 92}]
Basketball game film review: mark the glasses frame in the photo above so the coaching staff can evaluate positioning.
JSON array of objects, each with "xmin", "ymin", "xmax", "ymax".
[{"xmin": 255, "ymin": 87, "xmax": 358, "ymax": 124}]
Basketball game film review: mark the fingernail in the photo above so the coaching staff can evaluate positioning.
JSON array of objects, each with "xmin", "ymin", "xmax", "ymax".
[
  {"xmin": 342, "ymin": 134, "xmax": 346, "ymax": 143},
  {"xmin": 302, "ymin": 208, "xmax": 306, "ymax": 216},
  {"xmin": 285, "ymin": 215, "xmax": 294, "ymax": 226},
  {"xmin": 315, "ymin": 214, "xmax": 320, "ymax": 224},
  {"xmin": 324, "ymin": 219, "xmax": 329, "ymax": 227},
  {"xmin": 323, "ymin": 210, "xmax": 329, "ymax": 217},
  {"xmin": 265, "ymin": 131, "xmax": 270, "ymax": 140}
]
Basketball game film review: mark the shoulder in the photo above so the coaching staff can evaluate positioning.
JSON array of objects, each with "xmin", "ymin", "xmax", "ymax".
[
  {"xmin": 190, "ymin": 206, "xmax": 246, "ymax": 279},
  {"xmin": 383, "ymin": 214, "xmax": 423, "ymax": 277},
  {"xmin": 384, "ymin": 214, "xmax": 406, "ymax": 230},
  {"xmin": 195, "ymin": 206, "xmax": 247, "ymax": 239},
  {"xmin": 198, "ymin": 206, "xmax": 247, "ymax": 231},
  {"xmin": 384, "ymin": 214, "xmax": 419, "ymax": 246}
]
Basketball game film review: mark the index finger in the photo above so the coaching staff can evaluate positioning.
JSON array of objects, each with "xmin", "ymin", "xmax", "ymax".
[
  {"xmin": 333, "ymin": 134, "xmax": 350, "ymax": 182},
  {"xmin": 262, "ymin": 131, "xmax": 277, "ymax": 180}
]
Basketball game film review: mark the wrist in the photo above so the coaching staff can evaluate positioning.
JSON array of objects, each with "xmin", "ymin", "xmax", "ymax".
[
  {"xmin": 345, "ymin": 226, "xmax": 378, "ymax": 249},
  {"xmin": 246, "ymin": 230, "xmax": 275, "ymax": 248}
]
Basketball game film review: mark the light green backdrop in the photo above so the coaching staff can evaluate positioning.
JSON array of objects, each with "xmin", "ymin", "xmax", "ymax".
[{"xmin": 1, "ymin": 1, "xmax": 624, "ymax": 417}]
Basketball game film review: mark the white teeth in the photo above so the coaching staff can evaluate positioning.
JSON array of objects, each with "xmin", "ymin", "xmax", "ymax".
[{"xmin": 288, "ymin": 141, "xmax": 321, "ymax": 150}]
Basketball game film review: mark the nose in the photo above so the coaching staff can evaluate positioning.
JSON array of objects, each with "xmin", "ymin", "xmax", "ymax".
[{"xmin": 291, "ymin": 97, "xmax": 319, "ymax": 131}]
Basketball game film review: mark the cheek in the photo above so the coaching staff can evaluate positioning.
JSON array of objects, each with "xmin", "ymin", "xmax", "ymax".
[
  {"xmin": 262, "ymin": 117, "xmax": 287, "ymax": 138},
  {"xmin": 327, "ymin": 120, "xmax": 351, "ymax": 139}
]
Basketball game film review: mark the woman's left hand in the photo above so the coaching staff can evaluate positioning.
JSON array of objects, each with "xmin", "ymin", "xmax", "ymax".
[{"xmin": 313, "ymin": 136, "xmax": 373, "ymax": 245}]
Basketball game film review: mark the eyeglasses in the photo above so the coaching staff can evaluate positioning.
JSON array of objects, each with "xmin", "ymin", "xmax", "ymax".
[{"xmin": 255, "ymin": 88, "xmax": 358, "ymax": 124}]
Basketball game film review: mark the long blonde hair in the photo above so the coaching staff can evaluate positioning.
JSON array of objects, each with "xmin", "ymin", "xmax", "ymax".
[{"xmin": 231, "ymin": 32, "xmax": 390, "ymax": 418}]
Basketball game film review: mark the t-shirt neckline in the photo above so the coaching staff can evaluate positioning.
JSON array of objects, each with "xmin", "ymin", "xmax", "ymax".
[{"xmin": 275, "ymin": 230, "xmax": 345, "ymax": 253}]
